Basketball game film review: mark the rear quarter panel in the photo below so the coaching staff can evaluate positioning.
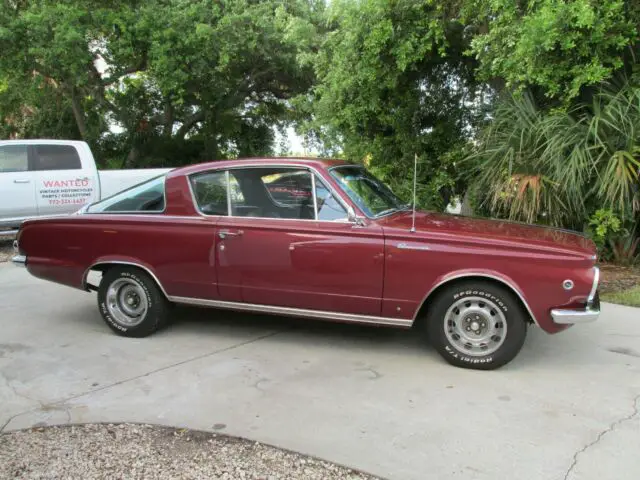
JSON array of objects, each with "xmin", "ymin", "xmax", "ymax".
[{"xmin": 18, "ymin": 215, "xmax": 221, "ymax": 300}]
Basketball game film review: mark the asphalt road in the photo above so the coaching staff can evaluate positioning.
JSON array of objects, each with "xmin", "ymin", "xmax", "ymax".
[{"xmin": 1, "ymin": 263, "xmax": 639, "ymax": 480}]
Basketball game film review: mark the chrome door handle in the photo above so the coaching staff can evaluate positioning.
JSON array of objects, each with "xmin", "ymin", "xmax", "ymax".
[
  {"xmin": 218, "ymin": 230, "xmax": 243, "ymax": 239},
  {"xmin": 13, "ymin": 179, "xmax": 30, "ymax": 184}
]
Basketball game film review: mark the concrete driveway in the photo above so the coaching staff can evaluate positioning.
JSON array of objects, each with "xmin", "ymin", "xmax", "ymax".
[{"xmin": 1, "ymin": 263, "xmax": 639, "ymax": 480}]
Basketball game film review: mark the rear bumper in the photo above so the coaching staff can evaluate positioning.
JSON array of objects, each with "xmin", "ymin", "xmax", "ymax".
[
  {"xmin": 551, "ymin": 267, "xmax": 600, "ymax": 325},
  {"xmin": 11, "ymin": 254, "xmax": 27, "ymax": 267},
  {"xmin": 11, "ymin": 239, "xmax": 27, "ymax": 267}
]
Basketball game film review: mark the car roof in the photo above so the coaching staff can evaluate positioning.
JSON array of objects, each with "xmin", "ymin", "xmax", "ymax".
[{"xmin": 167, "ymin": 157, "xmax": 353, "ymax": 178}]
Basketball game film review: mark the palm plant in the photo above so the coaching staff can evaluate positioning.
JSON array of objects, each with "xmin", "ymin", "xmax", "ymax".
[{"xmin": 468, "ymin": 82, "xmax": 640, "ymax": 230}]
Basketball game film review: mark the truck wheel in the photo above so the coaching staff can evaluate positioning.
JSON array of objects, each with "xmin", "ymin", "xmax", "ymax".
[
  {"xmin": 97, "ymin": 266, "xmax": 169, "ymax": 338},
  {"xmin": 426, "ymin": 281, "xmax": 528, "ymax": 370}
]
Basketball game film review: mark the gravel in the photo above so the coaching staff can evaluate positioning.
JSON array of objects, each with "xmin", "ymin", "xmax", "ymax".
[
  {"xmin": 0, "ymin": 423, "xmax": 380, "ymax": 480},
  {"xmin": 0, "ymin": 234, "xmax": 14, "ymax": 263}
]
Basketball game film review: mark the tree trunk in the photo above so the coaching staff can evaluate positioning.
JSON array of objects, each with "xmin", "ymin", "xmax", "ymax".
[
  {"xmin": 163, "ymin": 99, "xmax": 174, "ymax": 137},
  {"xmin": 70, "ymin": 88, "xmax": 89, "ymax": 140},
  {"xmin": 123, "ymin": 144, "xmax": 139, "ymax": 168},
  {"xmin": 460, "ymin": 188, "xmax": 475, "ymax": 217}
]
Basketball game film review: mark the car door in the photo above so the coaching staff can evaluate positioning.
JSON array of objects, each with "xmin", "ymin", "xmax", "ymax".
[
  {"xmin": 214, "ymin": 166, "xmax": 385, "ymax": 316},
  {"xmin": 0, "ymin": 144, "xmax": 37, "ymax": 227},
  {"xmin": 31, "ymin": 143, "xmax": 93, "ymax": 217}
]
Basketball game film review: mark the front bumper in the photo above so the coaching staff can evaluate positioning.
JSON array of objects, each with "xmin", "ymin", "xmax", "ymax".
[{"xmin": 551, "ymin": 267, "xmax": 601, "ymax": 325}]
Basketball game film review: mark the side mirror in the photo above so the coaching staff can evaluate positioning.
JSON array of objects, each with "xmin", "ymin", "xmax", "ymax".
[{"xmin": 347, "ymin": 206, "xmax": 366, "ymax": 226}]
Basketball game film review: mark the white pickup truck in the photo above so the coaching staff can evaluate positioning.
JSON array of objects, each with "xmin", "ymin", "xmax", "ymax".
[{"xmin": 0, "ymin": 139, "xmax": 172, "ymax": 233}]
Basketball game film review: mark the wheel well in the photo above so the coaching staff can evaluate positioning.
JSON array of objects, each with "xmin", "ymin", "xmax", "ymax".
[
  {"xmin": 83, "ymin": 262, "xmax": 168, "ymax": 298},
  {"xmin": 413, "ymin": 276, "xmax": 535, "ymax": 327}
]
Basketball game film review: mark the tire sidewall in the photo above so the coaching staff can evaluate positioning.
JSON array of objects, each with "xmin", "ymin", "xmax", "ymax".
[
  {"xmin": 428, "ymin": 283, "xmax": 527, "ymax": 370},
  {"xmin": 98, "ymin": 269, "xmax": 159, "ymax": 336}
]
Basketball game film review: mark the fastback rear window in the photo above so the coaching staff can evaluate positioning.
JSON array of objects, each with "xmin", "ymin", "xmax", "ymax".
[{"xmin": 86, "ymin": 175, "xmax": 166, "ymax": 213}]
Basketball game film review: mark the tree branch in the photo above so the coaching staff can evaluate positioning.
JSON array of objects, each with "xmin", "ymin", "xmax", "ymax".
[{"xmin": 176, "ymin": 110, "xmax": 205, "ymax": 139}]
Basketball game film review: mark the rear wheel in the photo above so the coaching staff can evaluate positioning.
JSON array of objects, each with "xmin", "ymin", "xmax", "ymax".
[
  {"xmin": 97, "ymin": 266, "xmax": 169, "ymax": 337},
  {"xmin": 425, "ymin": 281, "xmax": 528, "ymax": 370}
]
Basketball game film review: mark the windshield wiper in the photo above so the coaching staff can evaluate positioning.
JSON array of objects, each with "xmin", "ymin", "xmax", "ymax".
[{"xmin": 374, "ymin": 207, "xmax": 402, "ymax": 217}]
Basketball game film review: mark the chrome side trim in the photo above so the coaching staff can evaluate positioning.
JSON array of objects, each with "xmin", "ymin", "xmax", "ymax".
[
  {"xmin": 11, "ymin": 255, "xmax": 26, "ymax": 267},
  {"xmin": 397, "ymin": 242, "xmax": 430, "ymax": 251},
  {"xmin": 413, "ymin": 273, "xmax": 540, "ymax": 327},
  {"xmin": 167, "ymin": 295, "xmax": 413, "ymax": 328},
  {"xmin": 82, "ymin": 261, "xmax": 169, "ymax": 297}
]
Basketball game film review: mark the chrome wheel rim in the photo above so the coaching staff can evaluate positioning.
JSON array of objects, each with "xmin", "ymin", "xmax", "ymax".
[
  {"xmin": 444, "ymin": 296, "xmax": 507, "ymax": 356},
  {"xmin": 106, "ymin": 278, "xmax": 148, "ymax": 327}
]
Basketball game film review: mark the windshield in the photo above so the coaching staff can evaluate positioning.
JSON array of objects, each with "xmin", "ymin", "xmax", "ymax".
[{"xmin": 329, "ymin": 165, "xmax": 406, "ymax": 218}]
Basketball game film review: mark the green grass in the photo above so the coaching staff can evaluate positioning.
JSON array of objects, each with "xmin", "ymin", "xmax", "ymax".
[{"xmin": 601, "ymin": 286, "xmax": 640, "ymax": 308}]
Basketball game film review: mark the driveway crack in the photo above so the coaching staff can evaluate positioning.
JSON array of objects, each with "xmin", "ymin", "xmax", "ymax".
[
  {"xmin": 0, "ymin": 329, "xmax": 286, "ymax": 433},
  {"xmin": 563, "ymin": 393, "xmax": 640, "ymax": 480}
]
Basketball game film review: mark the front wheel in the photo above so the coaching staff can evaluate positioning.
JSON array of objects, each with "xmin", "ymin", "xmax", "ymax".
[
  {"xmin": 425, "ymin": 281, "xmax": 528, "ymax": 370},
  {"xmin": 97, "ymin": 266, "xmax": 170, "ymax": 338}
]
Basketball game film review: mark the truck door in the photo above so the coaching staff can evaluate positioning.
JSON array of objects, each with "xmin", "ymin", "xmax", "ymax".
[
  {"xmin": 31, "ymin": 143, "xmax": 96, "ymax": 217},
  {"xmin": 0, "ymin": 144, "xmax": 37, "ymax": 227}
]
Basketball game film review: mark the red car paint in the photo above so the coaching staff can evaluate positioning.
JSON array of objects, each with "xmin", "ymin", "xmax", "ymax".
[{"xmin": 16, "ymin": 158, "xmax": 598, "ymax": 334}]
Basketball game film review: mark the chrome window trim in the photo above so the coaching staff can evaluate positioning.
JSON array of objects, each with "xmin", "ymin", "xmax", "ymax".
[
  {"xmin": 85, "ymin": 210, "xmax": 167, "ymax": 215},
  {"xmin": 311, "ymin": 173, "xmax": 318, "ymax": 220},
  {"xmin": 225, "ymin": 170, "xmax": 232, "ymax": 216},
  {"xmin": 85, "ymin": 174, "xmax": 168, "ymax": 215},
  {"xmin": 186, "ymin": 172, "xmax": 209, "ymax": 218},
  {"xmin": 326, "ymin": 164, "xmax": 406, "ymax": 220},
  {"xmin": 167, "ymin": 295, "xmax": 413, "ymax": 328},
  {"xmin": 186, "ymin": 163, "xmax": 355, "ymax": 225},
  {"xmin": 413, "ymin": 272, "xmax": 540, "ymax": 327}
]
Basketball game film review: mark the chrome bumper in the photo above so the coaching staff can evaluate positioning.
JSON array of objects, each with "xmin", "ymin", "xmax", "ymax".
[
  {"xmin": 551, "ymin": 304, "xmax": 600, "ymax": 324},
  {"xmin": 11, "ymin": 254, "xmax": 27, "ymax": 267},
  {"xmin": 551, "ymin": 266, "xmax": 600, "ymax": 325},
  {"xmin": 11, "ymin": 239, "xmax": 26, "ymax": 267}
]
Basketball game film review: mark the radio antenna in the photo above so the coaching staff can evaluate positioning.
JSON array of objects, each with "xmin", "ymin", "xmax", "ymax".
[{"xmin": 410, "ymin": 153, "xmax": 417, "ymax": 233}]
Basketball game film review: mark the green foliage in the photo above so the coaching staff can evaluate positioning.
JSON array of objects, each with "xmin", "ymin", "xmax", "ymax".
[
  {"xmin": 609, "ymin": 234, "xmax": 640, "ymax": 266},
  {"xmin": 464, "ymin": 0, "xmax": 638, "ymax": 102},
  {"xmin": 297, "ymin": 0, "xmax": 488, "ymax": 209},
  {"xmin": 0, "ymin": 0, "xmax": 321, "ymax": 167},
  {"xmin": 468, "ymin": 82, "xmax": 640, "ymax": 229},
  {"xmin": 2, "ymin": 0, "xmax": 639, "ymax": 268},
  {"xmin": 588, "ymin": 209, "xmax": 622, "ymax": 250}
]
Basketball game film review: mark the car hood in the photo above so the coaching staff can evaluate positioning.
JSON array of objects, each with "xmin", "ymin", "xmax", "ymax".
[{"xmin": 379, "ymin": 211, "xmax": 596, "ymax": 258}]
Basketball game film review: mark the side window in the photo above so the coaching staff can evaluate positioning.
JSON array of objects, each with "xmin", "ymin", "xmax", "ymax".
[
  {"xmin": 190, "ymin": 171, "xmax": 228, "ymax": 216},
  {"xmin": 86, "ymin": 175, "xmax": 166, "ymax": 213},
  {"xmin": 315, "ymin": 178, "xmax": 348, "ymax": 221},
  {"xmin": 230, "ymin": 168, "xmax": 314, "ymax": 219},
  {"xmin": 0, "ymin": 145, "xmax": 28, "ymax": 173},
  {"xmin": 32, "ymin": 144, "xmax": 81, "ymax": 171},
  {"xmin": 262, "ymin": 171, "xmax": 313, "ymax": 207}
]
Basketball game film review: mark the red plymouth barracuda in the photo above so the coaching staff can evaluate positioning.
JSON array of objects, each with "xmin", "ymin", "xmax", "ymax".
[{"xmin": 12, "ymin": 158, "xmax": 600, "ymax": 370}]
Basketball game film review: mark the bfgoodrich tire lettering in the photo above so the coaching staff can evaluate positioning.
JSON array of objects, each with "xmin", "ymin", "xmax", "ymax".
[
  {"xmin": 97, "ymin": 266, "xmax": 170, "ymax": 338},
  {"xmin": 426, "ymin": 280, "xmax": 528, "ymax": 370}
]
